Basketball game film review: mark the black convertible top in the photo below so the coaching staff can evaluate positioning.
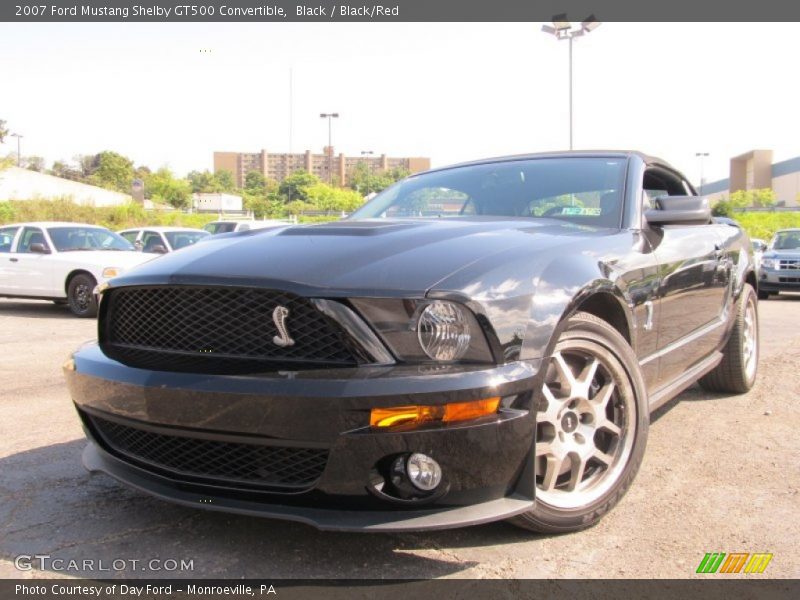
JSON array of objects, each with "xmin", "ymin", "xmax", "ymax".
[{"xmin": 422, "ymin": 150, "xmax": 676, "ymax": 177}]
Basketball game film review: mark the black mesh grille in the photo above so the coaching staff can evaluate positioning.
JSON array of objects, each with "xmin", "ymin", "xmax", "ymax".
[
  {"xmin": 88, "ymin": 414, "xmax": 328, "ymax": 490},
  {"xmin": 101, "ymin": 286, "xmax": 369, "ymax": 374}
]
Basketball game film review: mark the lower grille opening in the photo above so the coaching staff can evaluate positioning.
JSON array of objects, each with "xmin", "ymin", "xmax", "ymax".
[{"xmin": 86, "ymin": 413, "xmax": 328, "ymax": 491}]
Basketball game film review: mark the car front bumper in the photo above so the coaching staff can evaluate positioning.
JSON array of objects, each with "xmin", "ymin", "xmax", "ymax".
[
  {"xmin": 759, "ymin": 268, "xmax": 800, "ymax": 292},
  {"xmin": 65, "ymin": 343, "xmax": 541, "ymax": 531}
]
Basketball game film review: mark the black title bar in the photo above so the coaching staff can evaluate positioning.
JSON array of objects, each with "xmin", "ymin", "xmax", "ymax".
[{"xmin": 3, "ymin": 0, "xmax": 800, "ymax": 22}]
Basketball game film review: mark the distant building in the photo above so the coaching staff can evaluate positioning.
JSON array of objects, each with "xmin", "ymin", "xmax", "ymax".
[
  {"xmin": 0, "ymin": 166, "xmax": 131, "ymax": 206},
  {"xmin": 213, "ymin": 148, "xmax": 431, "ymax": 188},
  {"xmin": 193, "ymin": 192, "xmax": 243, "ymax": 213},
  {"xmin": 703, "ymin": 150, "xmax": 800, "ymax": 207}
]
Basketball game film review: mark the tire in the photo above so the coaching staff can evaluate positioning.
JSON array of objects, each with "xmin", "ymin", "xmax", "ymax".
[
  {"xmin": 757, "ymin": 289, "xmax": 770, "ymax": 300},
  {"xmin": 67, "ymin": 273, "xmax": 98, "ymax": 318},
  {"xmin": 698, "ymin": 284, "xmax": 759, "ymax": 394},
  {"xmin": 509, "ymin": 311, "xmax": 649, "ymax": 534}
]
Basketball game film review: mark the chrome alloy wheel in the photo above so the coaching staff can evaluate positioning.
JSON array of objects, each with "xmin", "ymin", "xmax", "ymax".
[
  {"xmin": 536, "ymin": 340, "xmax": 636, "ymax": 509},
  {"xmin": 742, "ymin": 297, "xmax": 758, "ymax": 382}
]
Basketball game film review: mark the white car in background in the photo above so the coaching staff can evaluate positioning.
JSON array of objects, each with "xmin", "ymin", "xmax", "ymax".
[
  {"xmin": 0, "ymin": 222, "xmax": 153, "ymax": 317},
  {"xmin": 203, "ymin": 219, "xmax": 293, "ymax": 235},
  {"xmin": 117, "ymin": 226, "xmax": 210, "ymax": 254}
]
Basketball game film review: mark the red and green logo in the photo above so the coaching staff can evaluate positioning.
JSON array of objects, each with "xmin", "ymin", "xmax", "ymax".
[{"xmin": 696, "ymin": 552, "xmax": 773, "ymax": 574}]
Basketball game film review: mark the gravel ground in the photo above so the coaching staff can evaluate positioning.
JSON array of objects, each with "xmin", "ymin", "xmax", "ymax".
[{"xmin": 0, "ymin": 295, "xmax": 798, "ymax": 579}]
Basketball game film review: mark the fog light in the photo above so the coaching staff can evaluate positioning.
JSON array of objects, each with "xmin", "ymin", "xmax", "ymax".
[{"xmin": 406, "ymin": 453, "xmax": 442, "ymax": 491}]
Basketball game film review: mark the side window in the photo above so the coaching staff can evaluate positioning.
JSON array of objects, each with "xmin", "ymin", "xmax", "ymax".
[
  {"xmin": 141, "ymin": 231, "xmax": 163, "ymax": 253},
  {"xmin": 120, "ymin": 231, "xmax": 139, "ymax": 244},
  {"xmin": 17, "ymin": 227, "xmax": 49, "ymax": 253},
  {"xmin": 0, "ymin": 226, "xmax": 19, "ymax": 253},
  {"xmin": 643, "ymin": 168, "xmax": 688, "ymax": 207}
]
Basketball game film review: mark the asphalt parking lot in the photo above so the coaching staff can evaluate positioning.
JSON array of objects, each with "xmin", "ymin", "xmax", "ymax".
[{"xmin": 1, "ymin": 296, "xmax": 798, "ymax": 579}]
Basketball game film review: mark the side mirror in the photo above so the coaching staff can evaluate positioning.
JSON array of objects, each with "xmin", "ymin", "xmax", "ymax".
[
  {"xmin": 29, "ymin": 242, "xmax": 50, "ymax": 254},
  {"xmin": 147, "ymin": 244, "xmax": 169, "ymax": 254},
  {"xmin": 645, "ymin": 195, "xmax": 711, "ymax": 226}
]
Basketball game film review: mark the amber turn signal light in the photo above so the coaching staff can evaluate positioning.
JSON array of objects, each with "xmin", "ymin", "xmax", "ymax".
[{"xmin": 370, "ymin": 397, "xmax": 500, "ymax": 428}]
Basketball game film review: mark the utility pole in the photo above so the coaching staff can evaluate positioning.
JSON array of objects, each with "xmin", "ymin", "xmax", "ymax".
[{"xmin": 319, "ymin": 113, "xmax": 339, "ymax": 184}]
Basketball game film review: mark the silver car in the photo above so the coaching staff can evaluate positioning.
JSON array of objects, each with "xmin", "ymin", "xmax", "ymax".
[{"xmin": 757, "ymin": 228, "xmax": 800, "ymax": 299}]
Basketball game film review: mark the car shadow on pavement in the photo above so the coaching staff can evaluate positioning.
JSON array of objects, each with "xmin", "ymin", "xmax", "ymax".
[
  {"xmin": 650, "ymin": 384, "xmax": 733, "ymax": 423},
  {"xmin": 0, "ymin": 300, "xmax": 78, "ymax": 320},
  {"xmin": 0, "ymin": 439, "xmax": 529, "ymax": 579}
]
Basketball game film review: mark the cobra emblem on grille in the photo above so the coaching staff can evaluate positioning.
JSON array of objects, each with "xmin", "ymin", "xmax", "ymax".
[{"xmin": 272, "ymin": 306, "xmax": 295, "ymax": 347}]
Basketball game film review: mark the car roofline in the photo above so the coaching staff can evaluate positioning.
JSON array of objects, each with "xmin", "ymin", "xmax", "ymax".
[{"xmin": 408, "ymin": 150, "xmax": 676, "ymax": 179}]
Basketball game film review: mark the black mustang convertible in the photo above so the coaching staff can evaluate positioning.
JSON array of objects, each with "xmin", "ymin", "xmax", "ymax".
[{"xmin": 64, "ymin": 151, "xmax": 759, "ymax": 533}]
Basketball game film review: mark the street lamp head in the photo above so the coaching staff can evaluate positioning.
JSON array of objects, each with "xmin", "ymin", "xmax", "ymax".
[
  {"xmin": 551, "ymin": 14, "xmax": 571, "ymax": 31},
  {"xmin": 581, "ymin": 15, "xmax": 602, "ymax": 32}
]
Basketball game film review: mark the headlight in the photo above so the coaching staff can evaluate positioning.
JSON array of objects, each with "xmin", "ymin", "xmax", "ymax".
[
  {"xmin": 101, "ymin": 267, "xmax": 121, "ymax": 279},
  {"xmin": 417, "ymin": 301, "xmax": 471, "ymax": 361},
  {"xmin": 348, "ymin": 298, "xmax": 495, "ymax": 364},
  {"xmin": 760, "ymin": 258, "xmax": 777, "ymax": 270}
]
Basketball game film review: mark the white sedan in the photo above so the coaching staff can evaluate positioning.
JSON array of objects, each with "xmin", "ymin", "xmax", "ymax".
[
  {"xmin": 117, "ymin": 226, "xmax": 210, "ymax": 253},
  {"xmin": 0, "ymin": 222, "xmax": 153, "ymax": 317}
]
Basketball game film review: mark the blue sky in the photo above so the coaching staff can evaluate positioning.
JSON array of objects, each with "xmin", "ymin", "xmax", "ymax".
[{"xmin": 1, "ymin": 22, "xmax": 799, "ymax": 185}]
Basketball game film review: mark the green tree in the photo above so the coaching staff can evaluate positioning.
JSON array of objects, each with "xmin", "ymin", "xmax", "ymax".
[
  {"xmin": 23, "ymin": 156, "xmax": 45, "ymax": 172},
  {"xmin": 0, "ymin": 120, "xmax": 8, "ymax": 144},
  {"xmin": 144, "ymin": 167, "xmax": 192, "ymax": 209},
  {"xmin": 752, "ymin": 188, "xmax": 777, "ymax": 208},
  {"xmin": 348, "ymin": 163, "xmax": 409, "ymax": 196},
  {"xmin": 214, "ymin": 170, "xmax": 237, "ymax": 192},
  {"xmin": 279, "ymin": 170, "xmax": 321, "ymax": 203},
  {"xmin": 187, "ymin": 170, "xmax": 219, "ymax": 193},
  {"xmin": 244, "ymin": 170, "xmax": 266, "ymax": 194},
  {"xmin": 712, "ymin": 199, "xmax": 733, "ymax": 217},
  {"xmin": 88, "ymin": 151, "xmax": 135, "ymax": 193},
  {"xmin": 50, "ymin": 160, "xmax": 81, "ymax": 181},
  {"xmin": 728, "ymin": 190, "xmax": 750, "ymax": 211},
  {"xmin": 305, "ymin": 182, "xmax": 364, "ymax": 213}
]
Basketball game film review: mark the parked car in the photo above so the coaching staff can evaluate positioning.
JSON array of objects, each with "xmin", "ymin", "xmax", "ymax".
[
  {"xmin": 0, "ymin": 222, "xmax": 152, "ymax": 317},
  {"xmin": 65, "ymin": 151, "xmax": 759, "ymax": 533},
  {"xmin": 757, "ymin": 228, "xmax": 800, "ymax": 299},
  {"xmin": 117, "ymin": 227, "xmax": 210, "ymax": 254},
  {"xmin": 203, "ymin": 219, "xmax": 292, "ymax": 235}
]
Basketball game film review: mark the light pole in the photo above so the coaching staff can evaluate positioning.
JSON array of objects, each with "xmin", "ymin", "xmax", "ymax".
[
  {"xmin": 360, "ymin": 150, "xmax": 374, "ymax": 195},
  {"xmin": 10, "ymin": 133, "xmax": 23, "ymax": 167},
  {"xmin": 695, "ymin": 152, "xmax": 709, "ymax": 195},
  {"xmin": 319, "ymin": 112, "xmax": 339, "ymax": 184},
  {"xmin": 541, "ymin": 14, "xmax": 601, "ymax": 150}
]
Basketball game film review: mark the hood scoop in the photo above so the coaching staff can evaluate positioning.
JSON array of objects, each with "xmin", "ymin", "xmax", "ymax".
[{"xmin": 279, "ymin": 221, "xmax": 420, "ymax": 237}]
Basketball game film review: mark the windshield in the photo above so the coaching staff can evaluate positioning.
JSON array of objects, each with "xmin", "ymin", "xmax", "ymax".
[
  {"xmin": 203, "ymin": 222, "xmax": 237, "ymax": 234},
  {"xmin": 47, "ymin": 226, "xmax": 134, "ymax": 252},
  {"xmin": 350, "ymin": 157, "xmax": 628, "ymax": 227},
  {"xmin": 165, "ymin": 230, "xmax": 210, "ymax": 250},
  {"xmin": 771, "ymin": 231, "xmax": 800, "ymax": 251}
]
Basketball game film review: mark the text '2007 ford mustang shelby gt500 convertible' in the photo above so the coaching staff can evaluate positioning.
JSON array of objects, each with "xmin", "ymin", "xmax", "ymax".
[{"xmin": 64, "ymin": 151, "xmax": 760, "ymax": 533}]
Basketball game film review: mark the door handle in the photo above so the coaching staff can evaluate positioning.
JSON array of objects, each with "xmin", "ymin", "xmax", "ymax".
[{"xmin": 9, "ymin": 258, "xmax": 18, "ymax": 262}]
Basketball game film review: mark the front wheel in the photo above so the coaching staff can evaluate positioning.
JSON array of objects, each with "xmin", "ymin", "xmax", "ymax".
[
  {"xmin": 509, "ymin": 312, "xmax": 649, "ymax": 534},
  {"xmin": 67, "ymin": 273, "xmax": 98, "ymax": 318}
]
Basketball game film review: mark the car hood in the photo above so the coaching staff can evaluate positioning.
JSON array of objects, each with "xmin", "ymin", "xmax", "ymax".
[
  {"xmin": 112, "ymin": 218, "xmax": 617, "ymax": 296},
  {"xmin": 53, "ymin": 250, "xmax": 155, "ymax": 268},
  {"xmin": 763, "ymin": 249, "xmax": 800, "ymax": 260}
]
